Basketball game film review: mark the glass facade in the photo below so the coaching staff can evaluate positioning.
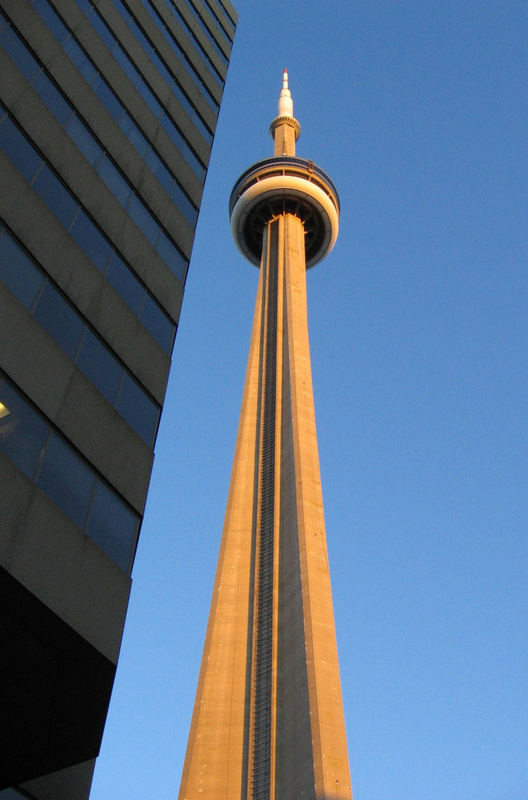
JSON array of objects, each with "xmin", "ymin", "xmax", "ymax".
[
  {"xmin": 111, "ymin": 0, "xmax": 218, "ymax": 117},
  {"xmin": 0, "ymin": 0, "xmax": 236, "ymax": 790},
  {"xmin": 29, "ymin": 0, "xmax": 207, "ymax": 179},
  {"xmin": 204, "ymin": 0, "xmax": 236, "ymax": 37},
  {"xmin": 142, "ymin": 0, "xmax": 223, "ymax": 93},
  {"xmin": 202, "ymin": 0, "xmax": 232, "ymax": 48},
  {"xmin": 0, "ymin": 375, "xmax": 140, "ymax": 573},
  {"xmin": 180, "ymin": 0, "xmax": 229, "ymax": 65},
  {"xmin": 1, "ymin": 11, "xmax": 196, "ymax": 237},
  {"xmin": 0, "ymin": 108, "xmax": 176, "ymax": 351},
  {"xmin": 162, "ymin": 0, "xmax": 225, "ymax": 85},
  {"xmin": 0, "ymin": 226, "xmax": 160, "ymax": 445}
]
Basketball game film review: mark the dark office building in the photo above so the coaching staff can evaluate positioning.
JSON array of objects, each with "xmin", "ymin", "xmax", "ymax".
[{"xmin": 0, "ymin": 0, "xmax": 236, "ymax": 796}]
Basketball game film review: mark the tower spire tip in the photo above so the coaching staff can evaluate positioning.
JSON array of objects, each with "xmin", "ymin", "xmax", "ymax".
[
  {"xmin": 278, "ymin": 68, "xmax": 293, "ymax": 118},
  {"xmin": 270, "ymin": 68, "xmax": 300, "ymax": 152}
]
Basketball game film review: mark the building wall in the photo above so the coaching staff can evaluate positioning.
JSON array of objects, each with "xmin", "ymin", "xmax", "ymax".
[{"xmin": 0, "ymin": 0, "xmax": 236, "ymax": 796}]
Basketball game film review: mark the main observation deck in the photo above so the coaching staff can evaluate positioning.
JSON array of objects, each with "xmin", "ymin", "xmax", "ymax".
[{"xmin": 230, "ymin": 156, "xmax": 340, "ymax": 268}]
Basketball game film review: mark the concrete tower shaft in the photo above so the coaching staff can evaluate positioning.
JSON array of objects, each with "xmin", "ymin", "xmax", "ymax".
[{"xmin": 178, "ymin": 73, "xmax": 351, "ymax": 800}]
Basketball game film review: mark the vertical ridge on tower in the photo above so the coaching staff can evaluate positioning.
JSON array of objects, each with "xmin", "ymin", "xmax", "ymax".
[{"xmin": 178, "ymin": 72, "xmax": 351, "ymax": 800}]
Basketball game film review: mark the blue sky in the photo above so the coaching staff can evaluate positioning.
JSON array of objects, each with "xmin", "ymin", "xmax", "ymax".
[{"xmin": 91, "ymin": 3, "xmax": 527, "ymax": 798}]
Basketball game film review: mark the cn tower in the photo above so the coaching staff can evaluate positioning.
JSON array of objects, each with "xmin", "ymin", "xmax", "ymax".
[{"xmin": 178, "ymin": 71, "xmax": 352, "ymax": 800}]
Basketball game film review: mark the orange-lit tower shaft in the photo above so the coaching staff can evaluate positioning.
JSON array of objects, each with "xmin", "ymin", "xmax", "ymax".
[{"xmin": 178, "ymin": 71, "xmax": 351, "ymax": 800}]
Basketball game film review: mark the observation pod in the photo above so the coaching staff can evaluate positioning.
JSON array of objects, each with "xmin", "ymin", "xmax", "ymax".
[{"xmin": 230, "ymin": 157, "xmax": 340, "ymax": 268}]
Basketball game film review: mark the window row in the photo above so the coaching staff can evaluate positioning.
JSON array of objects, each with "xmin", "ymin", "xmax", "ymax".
[
  {"xmin": 0, "ymin": 375, "xmax": 140, "ymax": 573},
  {"xmin": 0, "ymin": 226, "xmax": 160, "ymax": 447},
  {"xmin": 0, "ymin": 109, "xmax": 176, "ymax": 354},
  {"xmin": 160, "ymin": 0, "xmax": 224, "ymax": 86},
  {"xmin": 29, "ymin": 0, "xmax": 206, "ymax": 181},
  {"xmin": 114, "ymin": 0, "xmax": 219, "ymax": 116},
  {"xmin": 0, "ymin": 11, "xmax": 197, "ymax": 232},
  {"xmin": 84, "ymin": 0, "xmax": 213, "ymax": 141},
  {"xmin": 204, "ymin": 0, "xmax": 236, "ymax": 39},
  {"xmin": 201, "ymin": 0, "xmax": 233, "ymax": 49},
  {"xmin": 139, "ymin": 0, "xmax": 222, "ymax": 102},
  {"xmin": 72, "ymin": 0, "xmax": 212, "ymax": 153},
  {"xmin": 180, "ymin": 0, "xmax": 228, "ymax": 65}
]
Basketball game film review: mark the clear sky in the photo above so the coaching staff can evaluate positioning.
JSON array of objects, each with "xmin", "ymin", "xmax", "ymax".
[{"xmin": 90, "ymin": 3, "xmax": 527, "ymax": 798}]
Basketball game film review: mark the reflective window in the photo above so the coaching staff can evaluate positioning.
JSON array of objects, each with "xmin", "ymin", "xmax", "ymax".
[
  {"xmin": 96, "ymin": 156, "xmax": 132, "ymax": 207},
  {"xmin": 85, "ymin": 6, "xmax": 115, "ymax": 48},
  {"xmin": 37, "ymin": 432, "xmax": 96, "ymax": 529},
  {"xmin": 128, "ymin": 195, "xmax": 158, "ymax": 246},
  {"xmin": 0, "ymin": 229, "xmax": 44, "ymax": 307},
  {"xmin": 33, "ymin": 282, "xmax": 84, "ymax": 359},
  {"xmin": 15, "ymin": 36, "xmax": 192, "ymax": 264},
  {"xmin": 66, "ymin": 114, "xmax": 102, "ymax": 166},
  {"xmin": 32, "ymin": 165, "xmax": 78, "ymax": 229},
  {"xmin": 113, "ymin": 41, "xmax": 139, "ymax": 82},
  {"xmin": 107, "ymin": 252, "xmax": 143, "ymax": 313},
  {"xmin": 31, "ymin": 0, "xmax": 69, "ymax": 41},
  {"xmin": 172, "ymin": 183, "xmax": 197, "ymax": 226},
  {"xmin": 160, "ymin": 109, "xmax": 205, "ymax": 179},
  {"xmin": 119, "ymin": 112, "xmax": 148, "ymax": 157},
  {"xmin": 70, "ymin": 210, "xmax": 112, "ymax": 272},
  {"xmin": 0, "ymin": 22, "xmax": 40, "ymax": 81},
  {"xmin": 32, "ymin": 71, "xmax": 72, "ymax": 124},
  {"xmin": 140, "ymin": 294, "xmax": 175, "ymax": 352},
  {"xmin": 157, "ymin": 231, "xmax": 187, "ymax": 282},
  {"xmin": 85, "ymin": 482, "xmax": 138, "ymax": 571},
  {"xmin": 77, "ymin": 330, "xmax": 123, "ymax": 405},
  {"xmin": 0, "ymin": 380, "xmax": 49, "ymax": 479},
  {"xmin": 0, "ymin": 116, "xmax": 41, "ymax": 181},
  {"xmin": 63, "ymin": 36, "xmax": 96, "ymax": 82},
  {"xmin": 91, "ymin": 75, "xmax": 122, "ymax": 121},
  {"xmin": 118, "ymin": 373, "xmax": 158, "ymax": 445},
  {"xmin": 27, "ymin": 0, "xmax": 205, "ymax": 191},
  {"xmin": 135, "ymin": 77, "xmax": 160, "ymax": 115},
  {"xmin": 145, "ymin": 146, "xmax": 172, "ymax": 194}
]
